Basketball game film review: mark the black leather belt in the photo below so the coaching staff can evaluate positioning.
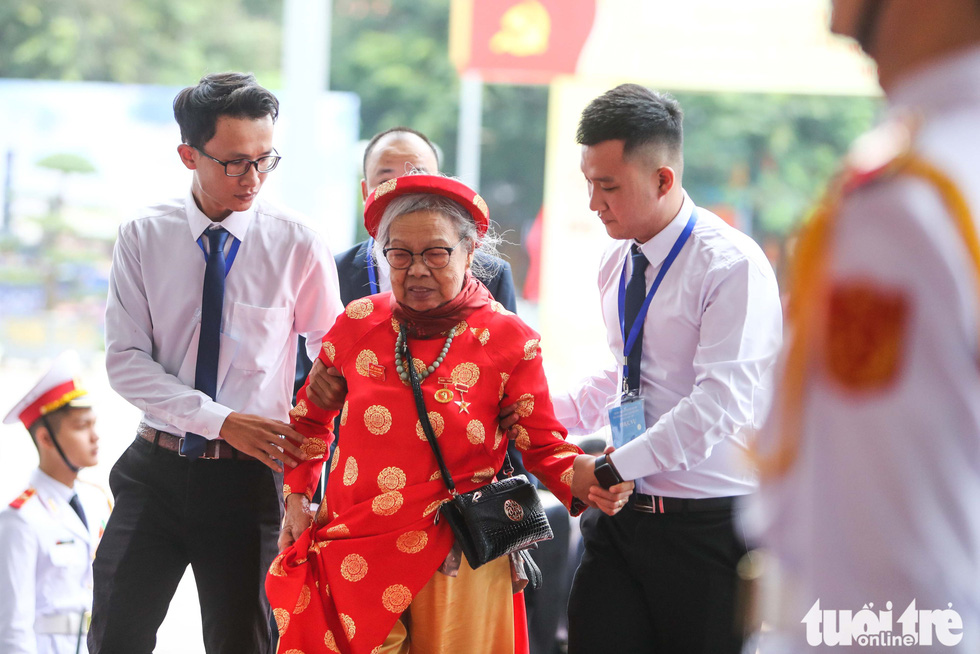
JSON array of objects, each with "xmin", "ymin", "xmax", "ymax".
[
  {"xmin": 136, "ymin": 423, "xmax": 252, "ymax": 461},
  {"xmin": 631, "ymin": 493, "xmax": 736, "ymax": 514}
]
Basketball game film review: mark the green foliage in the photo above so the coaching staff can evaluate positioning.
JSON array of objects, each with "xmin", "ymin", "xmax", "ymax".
[
  {"xmin": 36, "ymin": 153, "xmax": 96, "ymax": 175},
  {"xmin": 330, "ymin": 0, "xmax": 459, "ymax": 167},
  {"xmin": 0, "ymin": 0, "xmax": 284, "ymax": 85},
  {"xmin": 0, "ymin": 0, "xmax": 880, "ymax": 244},
  {"xmin": 678, "ymin": 92, "xmax": 880, "ymax": 234},
  {"xmin": 330, "ymin": 0, "xmax": 548, "ymax": 243}
]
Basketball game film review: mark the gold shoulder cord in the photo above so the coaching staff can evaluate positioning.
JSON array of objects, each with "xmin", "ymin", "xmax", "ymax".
[{"xmin": 757, "ymin": 154, "xmax": 980, "ymax": 479}]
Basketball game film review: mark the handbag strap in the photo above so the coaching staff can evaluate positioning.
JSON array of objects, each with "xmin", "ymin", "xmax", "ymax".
[
  {"xmin": 401, "ymin": 323, "xmax": 517, "ymax": 496},
  {"xmin": 402, "ymin": 324, "xmax": 459, "ymax": 496}
]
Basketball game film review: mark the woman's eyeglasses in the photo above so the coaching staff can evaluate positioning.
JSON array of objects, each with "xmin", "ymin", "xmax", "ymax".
[{"xmin": 382, "ymin": 240, "xmax": 464, "ymax": 270}]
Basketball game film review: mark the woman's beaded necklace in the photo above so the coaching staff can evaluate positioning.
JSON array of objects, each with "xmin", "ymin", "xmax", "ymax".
[{"xmin": 395, "ymin": 326, "xmax": 454, "ymax": 384}]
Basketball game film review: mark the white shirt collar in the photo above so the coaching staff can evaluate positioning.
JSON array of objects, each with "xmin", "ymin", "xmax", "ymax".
[
  {"xmin": 634, "ymin": 191, "xmax": 695, "ymax": 268},
  {"xmin": 30, "ymin": 468, "xmax": 75, "ymax": 501},
  {"xmin": 184, "ymin": 190, "xmax": 254, "ymax": 243}
]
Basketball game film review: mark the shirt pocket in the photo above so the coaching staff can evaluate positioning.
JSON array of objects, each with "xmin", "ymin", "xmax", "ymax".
[
  {"xmin": 227, "ymin": 302, "xmax": 291, "ymax": 372},
  {"xmin": 48, "ymin": 538, "xmax": 79, "ymax": 567}
]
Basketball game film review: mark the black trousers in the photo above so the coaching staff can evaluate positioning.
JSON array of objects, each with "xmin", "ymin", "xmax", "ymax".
[
  {"xmin": 524, "ymin": 501, "xmax": 572, "ymax": 654},
  {"xmin": 88, "ymin": 436, "xmax": 283, "ymax": 654},
  {"xmin": 567, "ymin": 504, "xmax": 746, "ymax": 654}
]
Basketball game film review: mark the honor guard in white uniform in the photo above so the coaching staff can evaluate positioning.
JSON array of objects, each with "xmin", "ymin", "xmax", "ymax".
[
  {"xmin": 0, "ymin": 352, "xmax": 110, "ymax": 654},
  {"xmin": 749, "ymin": 1, "xmax": 980, "ymax": 651}
]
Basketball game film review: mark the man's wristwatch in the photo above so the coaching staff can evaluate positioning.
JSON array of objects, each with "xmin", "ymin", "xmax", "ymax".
[{"xmin": 593, "ymin": 454, "xmax": 624, "ymax": 489}]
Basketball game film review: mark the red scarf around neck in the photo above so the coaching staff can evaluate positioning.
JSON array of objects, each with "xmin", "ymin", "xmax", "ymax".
[{"xmin": 391, "ymin": 273, "xmax": 491, "ymax": 338}]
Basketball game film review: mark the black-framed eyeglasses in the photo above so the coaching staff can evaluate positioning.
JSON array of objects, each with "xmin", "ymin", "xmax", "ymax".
[
  {"xmin": 192, "ymin": 145, "xmax": 282, "ymax": 177},
  {"xmin": 382, "ymin": 240, "xmax": 464, "ymax": 270}
]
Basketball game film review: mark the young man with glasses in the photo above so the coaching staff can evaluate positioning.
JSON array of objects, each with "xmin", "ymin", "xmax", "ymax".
[{"xmin": 91, "ymin": 72, "xmax": 343, "ymax": 653}]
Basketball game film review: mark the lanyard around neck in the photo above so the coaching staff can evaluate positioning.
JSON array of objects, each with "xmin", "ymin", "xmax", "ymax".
[
  {"xmin": 617, "ymin": 210, "xmax": 698, "ymax": 383},
  {"xmin": 365, "ymin": 236, "xmax": 380, "ymax": 294},
  {"xmin": 196, "ymin": 233, "xmax": 241, "ymax": 278}
]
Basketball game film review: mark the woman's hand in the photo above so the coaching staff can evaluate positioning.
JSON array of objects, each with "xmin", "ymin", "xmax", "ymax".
[
  {"xmin": 279, "ymin": 493, "xmax": 315, "ymax": 552},
  {"xmin": 306, "ymin": 358, "xmax": 348, "ymax": 411},
  {"xmin": 571, "ymin": 453, "xmax": 635, "ymax": 516},
  {"xmin": 498, "ymin": 400, "xmax": 521, "ymax": 437}
]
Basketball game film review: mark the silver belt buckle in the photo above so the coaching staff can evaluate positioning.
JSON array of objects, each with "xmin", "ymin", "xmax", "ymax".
[{"xmin": 632, "ymin": 495, "xmax": 659, "ymax": 514}]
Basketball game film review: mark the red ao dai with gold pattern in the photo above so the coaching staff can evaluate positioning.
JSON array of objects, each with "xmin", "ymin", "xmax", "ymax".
[{"xmin": 266, "ymin": 292, "xmax": 582, "ymax": 654}]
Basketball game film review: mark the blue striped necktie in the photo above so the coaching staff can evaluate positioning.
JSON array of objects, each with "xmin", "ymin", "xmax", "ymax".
[
  {"xmin": 624, "ymin": 244, "xmax": 649, "ymax": 393},
  {"xmin": 181, "ymin": 227, "xmax": 229, "ymax": 458}
]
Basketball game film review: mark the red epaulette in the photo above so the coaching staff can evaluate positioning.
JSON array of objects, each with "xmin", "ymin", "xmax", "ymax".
[
  {"xmin": 840, "ymin": 114, "xmax": 918, "ymax": 196},
  {"xmin": 8, "ymin": 488, "xmax": 36, "ymax": 509}
]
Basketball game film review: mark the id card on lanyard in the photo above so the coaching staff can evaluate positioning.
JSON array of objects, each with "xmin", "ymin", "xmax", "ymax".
[{"xmin": 608, "ymin": 210, "xmax": 698, "ymax": 448}]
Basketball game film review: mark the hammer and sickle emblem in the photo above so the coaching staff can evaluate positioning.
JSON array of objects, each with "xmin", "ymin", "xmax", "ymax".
[{"xmin": 490, "ymin": 0, "xmax": 551, "ymax": 57}]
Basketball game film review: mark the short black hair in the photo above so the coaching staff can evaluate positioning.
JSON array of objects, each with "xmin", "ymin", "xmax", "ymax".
[
  {"xmin": 26, "ymin": 406, "xmax": 71, "ymax": 443},
  {"xmin": 173, "ymin": 72, "xmax": 280, "ymax": 147},
  {"xmin": 362, "ymin": 127, "xmax": 440, "ymax": 178},
  {"xmin": 577, "ymin": 84, "xmax": 683, "ymax": 164}
]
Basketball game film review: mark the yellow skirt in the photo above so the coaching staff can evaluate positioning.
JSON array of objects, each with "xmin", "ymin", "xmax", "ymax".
[{"xmin": 378, "ymin": 555, "xmax": 514, "ymax": 654}]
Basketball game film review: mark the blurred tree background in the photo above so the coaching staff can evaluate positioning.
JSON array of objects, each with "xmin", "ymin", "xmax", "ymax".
[{"xmin": 1, "ymin": 0, "xmax": 880, "ymax": 286}]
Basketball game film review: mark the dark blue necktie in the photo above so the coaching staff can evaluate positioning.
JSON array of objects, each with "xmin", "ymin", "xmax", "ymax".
[
  {"xmin": 624, "ymin": 244, "xmax": 649, "ymax": 393},
  {"xmin": 68, "ymin": 493, "xmax": 88, "ymax": 529},
  {"xmin": 182, "ymin": 227, "xmax": 229, "ymax": 458}
]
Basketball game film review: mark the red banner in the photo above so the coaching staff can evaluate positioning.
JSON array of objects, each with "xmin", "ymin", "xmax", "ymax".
[{"xmin": 451, "ymin": 0, "xmax": 597, "ymax": 84}]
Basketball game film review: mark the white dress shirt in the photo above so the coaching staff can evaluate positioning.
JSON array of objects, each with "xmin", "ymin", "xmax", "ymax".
[
  {"xmin": 748, "ymin": 47, "xmax": 980, "ymax": 652},
  {"xmin": 105, "ymin": 192, "xmax": 343, "ymax": 438},
  {"xmin": 552, "ymin": 193, "xmax": 783, "ymax": 498},
  {"xmin": 0, "ymin": 469, "xmax": 112, "ymax": 654}
]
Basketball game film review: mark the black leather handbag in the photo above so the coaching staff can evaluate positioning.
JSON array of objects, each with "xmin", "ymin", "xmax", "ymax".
[{"xmin": 404, "ymin": 327, "xmax": 554, "ymax": 570}]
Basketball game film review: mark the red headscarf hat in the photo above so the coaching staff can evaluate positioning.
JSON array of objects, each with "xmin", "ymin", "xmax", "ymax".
[{"xmin": 363, "ymin": 174, "xmax": 490, "ymax": 239}]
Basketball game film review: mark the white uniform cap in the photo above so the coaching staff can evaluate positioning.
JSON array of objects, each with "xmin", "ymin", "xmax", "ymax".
[{"xmin": 2, "ymin": 351, "xmax": 91, "ymax": 429}]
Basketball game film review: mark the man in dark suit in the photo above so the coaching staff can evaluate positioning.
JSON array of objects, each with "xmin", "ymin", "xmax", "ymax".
[
  {"xmin": 295, "ymin": 127, "xmax": 517, "ymax": 394},
  {"xmin": 338, "ymin": 127, "xmax": 517, "ymax": 309}
]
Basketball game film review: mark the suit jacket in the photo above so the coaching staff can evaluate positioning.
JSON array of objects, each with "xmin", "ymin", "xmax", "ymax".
[{"xmin": 294, "ymin": 240, "xmax": 518, "ymax": 395}]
